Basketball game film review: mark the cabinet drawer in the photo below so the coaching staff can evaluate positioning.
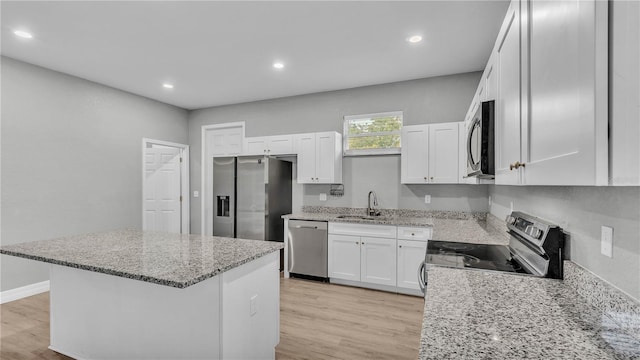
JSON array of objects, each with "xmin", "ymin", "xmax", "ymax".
[
  {"xmin": 328, "ymin": 222, "xmax": 397, "ymax": 238},
  {"xmin": 397, "ymin": 226, "xmax": 432, "ymax": 241}
]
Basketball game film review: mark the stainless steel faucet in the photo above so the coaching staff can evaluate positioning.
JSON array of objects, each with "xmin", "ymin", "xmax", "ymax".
[{"xmin": 367, "ymin": 191, "xmax": 380, "ymax": 216}]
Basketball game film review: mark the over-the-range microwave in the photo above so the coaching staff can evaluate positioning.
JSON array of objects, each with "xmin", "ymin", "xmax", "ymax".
[{"xmin": 466, "ymin": 100, "xmax": 495, "ymax": 179}]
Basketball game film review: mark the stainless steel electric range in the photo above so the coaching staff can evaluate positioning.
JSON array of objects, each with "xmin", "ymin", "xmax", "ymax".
[{"xmin": 420, "ymin": 211, "xmax": 565, "ymax": 293}]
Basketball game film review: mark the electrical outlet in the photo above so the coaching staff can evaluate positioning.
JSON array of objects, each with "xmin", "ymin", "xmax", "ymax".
[
  {"xmin": 488, "ymin": 196, "xmax": 492, "ymax": 206},
  {"xmin": 601, "ymin": 226, "xmax": 613, "ymax": 258},
  {"xmin": 319, "ymin": 193, "xmax": 327, "ymax": 201},
  {"xmin": 250, "ymin": 295, "xmax": 258, "ymax": 316},
  {"xmin": 510, "ymin": 201, "xmax": 514, "ymax": 212},
  {"xmin": 193, "ymin": 191, "xmax": 199, "ymax": 198},
  {"xmin": 424, "ymin": 195, "xmax": 431, "ymax": 204}
]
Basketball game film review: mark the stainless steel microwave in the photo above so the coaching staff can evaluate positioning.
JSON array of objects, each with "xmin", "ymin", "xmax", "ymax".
[{"xmin": 466, "ymin": 100, "xmax": 495, "ymax": 179}]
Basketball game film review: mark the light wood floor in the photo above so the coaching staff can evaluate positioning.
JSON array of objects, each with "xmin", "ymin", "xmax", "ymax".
[{"xmin": 1, "ymin": 277, "xmax": 424, "ymax": 359}]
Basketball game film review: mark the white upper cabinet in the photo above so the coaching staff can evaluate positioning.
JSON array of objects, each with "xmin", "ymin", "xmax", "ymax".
[
  {"xmin": 401, "ymin": 123, "xmax": 460, "ymax": 184},
  {"xmin": 401, "ymin": 125, "xmax": 429, "ymax": 183},
  {"xmin": 483, "ymin": 54, "xmax": 497, "ymax": 102},
  {"xmin": 209, "ymin": 126, "xmax": 243, "ymax": 157},
  {"xmin": 609, "ymin": 0, "xmax": 640, "ymax": 185},
  {"xmin": 494, "ymin": 0, "xmax": 609, "ymax": 186},
  {"xmin": 294, "ymin": 131, "xmax": 342, "ymax": 184},
  {"xmin": 494, "ymin": 0, "xmax": 522, "ymax": 185},
  {"xmin": 522, "ymin": 0, "xmax": 608, "ymax": 185},
  {"xmin": 243, "ymin": 135, "xmax": 293, "ymax": 156},
  {"xmin": 428, "ymin": 123, "xmax": 459, "ymax": 183}
]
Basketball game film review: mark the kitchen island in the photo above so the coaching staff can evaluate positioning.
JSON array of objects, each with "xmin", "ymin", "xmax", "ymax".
[
  {"xmin": 420, "ymin": 264, "xmax": 640, "ymax": 359},
  {"xmin": 0, "ymin": 229, "xmax": 284, "ymax": 360}
]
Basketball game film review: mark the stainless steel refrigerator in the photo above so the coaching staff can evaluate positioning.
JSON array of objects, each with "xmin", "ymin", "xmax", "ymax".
[{"xmin": 212, "ymin": 156, "xmax": 292, "ymax": 243}]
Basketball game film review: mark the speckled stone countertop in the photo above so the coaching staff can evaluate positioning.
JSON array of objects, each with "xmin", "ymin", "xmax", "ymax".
[
  {"xmin": 284, "ymin": 207, "xmax": 509, "ymax": 245},
  {"xmin": 284, "ymin": 206, "xmax": 487, "ymax": 228},
  {"xmin": 0, "ymin": 230, "xmax": 284, "ymax": 289},
  {"xmin": 419, "ymin": 265, "xmax": 640, "ymax": 359}
]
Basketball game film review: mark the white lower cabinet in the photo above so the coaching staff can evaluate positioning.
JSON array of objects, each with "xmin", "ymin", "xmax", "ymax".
[
  {"xmin": 360, "ymin": 236, "xmax": 396, "ymax": 287},
  {"xmin": 328, "ymin": 222, "xmax": 430, "ymax": 296},
  {"xmin": 327, "ymin": 234, "xmax": 361, "ymax": 281}
]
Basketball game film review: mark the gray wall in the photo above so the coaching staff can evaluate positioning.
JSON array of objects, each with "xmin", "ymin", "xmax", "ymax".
[
  {"xmin": 188, "ymin": 72, "xmax": 484, "ymax": 232},
  {"xmin": 0, "ymin": 57, "xmax": 189, "ymax": 292},
  {"xmin": 489, "ymin": 185, "xmax": 640, "ymax": 301},
  {"xmin": 302, "ymin": 156, "xmax": 489, "ymax": 211}
]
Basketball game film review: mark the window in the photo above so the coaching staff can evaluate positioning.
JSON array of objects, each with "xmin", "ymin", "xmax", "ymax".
[{"xmin": 343, "ymin": 111, "xmax": 403, "ymax": 156}]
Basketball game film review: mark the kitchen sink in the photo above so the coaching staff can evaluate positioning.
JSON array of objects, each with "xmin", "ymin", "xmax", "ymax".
[{"xmin": 336, "ymin": 215, "xmax": 378, "ymax": 220}]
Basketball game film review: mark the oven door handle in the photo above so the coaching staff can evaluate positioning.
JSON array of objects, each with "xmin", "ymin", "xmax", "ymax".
[{"xmin": 418, "ymin": 261, "xmax": 427, "ymax": 294}]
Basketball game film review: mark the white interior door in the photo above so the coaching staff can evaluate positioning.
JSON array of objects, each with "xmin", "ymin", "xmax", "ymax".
[{"xmin": 144, "ymin": 147, "xmax": 182, "ymax": 233}]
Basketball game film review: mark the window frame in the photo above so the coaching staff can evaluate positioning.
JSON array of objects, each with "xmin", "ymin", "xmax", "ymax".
[{"xmin": 342, "ymin": 111, "xmax": 403, "ymax": 156}]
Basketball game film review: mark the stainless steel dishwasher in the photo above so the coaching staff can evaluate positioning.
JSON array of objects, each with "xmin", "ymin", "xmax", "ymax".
[{"xmin": 287, "ymin": 220, "xmax": 328, "ymax": 279}]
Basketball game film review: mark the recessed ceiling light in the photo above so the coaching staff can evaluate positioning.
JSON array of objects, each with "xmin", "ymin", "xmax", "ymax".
[
  {"xmin": 273, "ymin": 62, "xmax": 285, "ymax": 70},
  {"xmin": 407, "ymin": 35, "xmax": 423, "ymax": 44},
  {"xmin": 162, "ymin": 83, "xmax": 174, "ymax": 89},
  {"xmin": 14, "ymin": 30, "xmax": 33, "ymax": 39}
]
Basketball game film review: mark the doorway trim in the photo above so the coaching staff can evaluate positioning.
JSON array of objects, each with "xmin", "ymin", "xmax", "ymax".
[{"xmin": 142, "ymin": 138, "xmax": 190, "ymax": 234}]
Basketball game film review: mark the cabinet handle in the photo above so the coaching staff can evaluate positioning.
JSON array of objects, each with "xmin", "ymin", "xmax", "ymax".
[
  {"xmin": 356, "ymin": 241, "xmax": 359, "ymax": 244},
  {"xmin": 423, "ymin": 177, "xmax": 427, "ymax": 180},
  {"xmin": 411, "ymin": 233, "xmax": 415, "ymax": 236},
  {"xmin": 430, "ymin": 177, "xmax": 434, "ymax": 180},
  {"xmin": 509, "ymin": 161, "xmax": 526, "ymax": 170},
  {"xmin": 361, "ymin": 242, "xmax": 365, "ymax": 245},
  {"xmin": 399, "ymin": 245, "xmax": 403, "ymax": 248}
]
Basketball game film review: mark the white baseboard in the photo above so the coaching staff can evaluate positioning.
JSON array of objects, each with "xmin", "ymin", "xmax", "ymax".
[{"xmin": 0, "ymin": 280, "xmax": 50, "ymax": 304}]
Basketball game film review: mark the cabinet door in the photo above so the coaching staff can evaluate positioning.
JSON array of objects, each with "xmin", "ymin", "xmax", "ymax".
[
  {"xmin": 294, "ymin": 133, "xmax": 316, "ymax": 184},
  {"xmin": 266, "ymin": 135, "xmax": 294, "ymax": 155},
  {"xmin": 428, "ymin": 123, "xmax": 459, "ymax": 184},
  {"xmin": 360, "ymin": 237, "xmax": 396, "ymax": 287},
  {"xmin": 211, "ymin": 127, "xmax": 243, "ymax": 156},
  {"xmin": 494, "ymin": 0, "xmax": 522, "ymax": 185},
  {"xmin": 328, "ymin": 234, "xmax": 361, "ymax": 281},
  {"xmin": 484, "ymin": 56, "xmax": 497, "ymax": 101},
  {"xmin": 396, "ymin": 240, "xmax": 427, "ymax": 291},
  {"xmin": 315, "ymin": 132, "xmax": 339, "ymax": 184},
  {"xmin": 401, "ymin": 125, "xmax": 429, "ymax": 184},
  {"xmin": 244, "ymin": 137, "xmax": 268, "ymax": 155},
  {"xmin": 523, "ymin": 0, "xmax": 608, "ymax": 185}
]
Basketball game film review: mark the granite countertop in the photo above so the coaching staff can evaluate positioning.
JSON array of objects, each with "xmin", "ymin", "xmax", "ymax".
[
  {"xmin": 419, "ymin": 266, "xmax": 640, "ymax": 359},
  {"xmin": 283, "ymin": 212, "xmax": 435, "ymax": 227},
  {"xmin": 284, "ymin": 207, "xmax": 510, "ymax": 245},
  {"xmin": 0, "ymin": 229, "xmax": 284, "ymax": 289}
]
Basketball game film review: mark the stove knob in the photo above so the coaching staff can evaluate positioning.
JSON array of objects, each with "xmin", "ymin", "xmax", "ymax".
[
  {"xmin": 525, "ymin": 225, "xmax": 533, "ymax": 235},
  {"xmin": 532, "ymin": 228, "xmax": 543, "ymax": 239}
]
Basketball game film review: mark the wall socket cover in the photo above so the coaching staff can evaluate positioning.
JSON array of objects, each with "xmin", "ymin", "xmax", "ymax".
[
  {"xmin": 319, "ymin": 193, "xmax": 327, "ymax": 201},
  {"xmin": 424, "ymin": 195, "xmax": 431, "ymax": 204},
  {"xmin": 193, "ymin": 191, "xmax": 199, "ymax": 198}
]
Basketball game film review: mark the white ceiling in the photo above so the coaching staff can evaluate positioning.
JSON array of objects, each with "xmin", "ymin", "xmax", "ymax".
[{"xmin": 1, "ymin": 1, "xmax": 509, "ymax": 110}]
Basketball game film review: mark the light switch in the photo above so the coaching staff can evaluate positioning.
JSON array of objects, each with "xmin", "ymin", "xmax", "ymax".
[
  {"xmin": 319, "ymin": 193, "xmax": 327, "ymax": 201},
  {"xmin": 601, "ymin": 226, "xmax": 613, "ymax": 258},
  {"xmin": 250, "ymin": 295, "xmax": 258, "ymax": 316},
  {"xmin": 193, "ymin": 191, "xmax": 199, "ymax": 198},
  {"xmin": 424, "ymin": 195, "xmax": 431, "ymax": 204}
]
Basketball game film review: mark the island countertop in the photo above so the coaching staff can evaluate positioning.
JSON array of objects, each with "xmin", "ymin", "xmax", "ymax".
[
  {"xmin": 419, "ymin": 266, "xmax": 640, "ymax": 359},
  {"xmin": 0, "ymin": 229, "xmax": 284, "ymax": 288}
]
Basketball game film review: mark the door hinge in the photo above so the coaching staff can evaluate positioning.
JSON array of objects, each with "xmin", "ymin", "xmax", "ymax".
[
  {"xmin": 180, "ymin": 195, "xmax": 183, "ymax": 202},
  {"xmin": 180, "ymin": 157, "xmax": 183, "ymax": 163}
]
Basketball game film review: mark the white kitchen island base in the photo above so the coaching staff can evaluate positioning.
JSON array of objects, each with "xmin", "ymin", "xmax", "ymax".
[{"xmin": 49, "ymin": 251, "xmax": 279, "ymax": 360}]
